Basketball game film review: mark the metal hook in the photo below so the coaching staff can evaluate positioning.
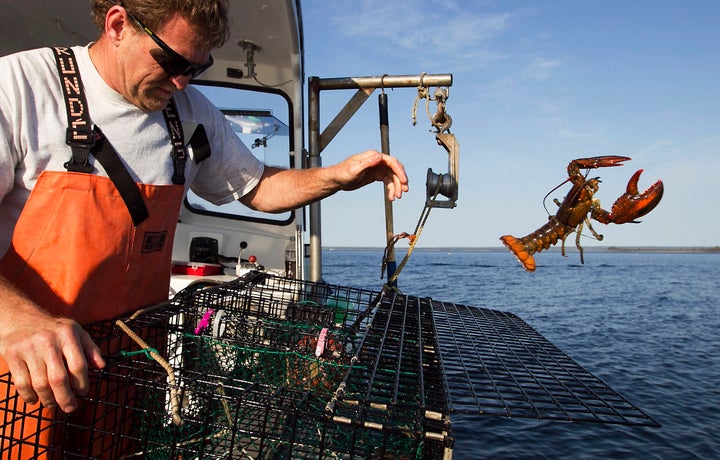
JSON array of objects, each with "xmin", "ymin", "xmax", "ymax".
[{"xmin": 380, "ymin": 74, "xmax": 388, "ymax": 95}]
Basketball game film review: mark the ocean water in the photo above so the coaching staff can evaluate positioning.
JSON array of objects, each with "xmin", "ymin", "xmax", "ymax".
[{"xmin": 321, "ymin": 248, "xmax": 720, "ymax": 459}]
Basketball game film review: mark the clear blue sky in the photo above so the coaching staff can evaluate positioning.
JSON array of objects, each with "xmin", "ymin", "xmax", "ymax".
[{"xmin": 302, "ymin": 0, "xmax": 719, "ymax": 248}]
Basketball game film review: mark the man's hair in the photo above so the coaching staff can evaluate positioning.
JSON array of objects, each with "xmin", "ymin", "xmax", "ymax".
[{"xmin": 90, "ymin": 0, "xmax": 231, "ymax": 49}]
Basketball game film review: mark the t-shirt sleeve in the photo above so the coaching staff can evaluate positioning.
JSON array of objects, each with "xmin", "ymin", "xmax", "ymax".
[
  {"xmin": 0, "ymin": 84, "xmax": 15, "ymax": 203},
  {"xmin": 180, "ymin": 88, "xmax": 265, "ymax": 205}
]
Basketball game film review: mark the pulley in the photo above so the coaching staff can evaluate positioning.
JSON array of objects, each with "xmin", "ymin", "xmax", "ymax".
[{"xmin": 426, "ymin": 132, "xmax": 459, "ymax": 208}]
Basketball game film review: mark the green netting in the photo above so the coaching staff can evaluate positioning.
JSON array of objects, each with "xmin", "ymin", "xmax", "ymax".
[
  {"xmin": 186, "ymin": 329, "xmax": 353, "ymax": 395},
  {"xmin": 0, "ymin": 274, "xmax": 452, "ymax": 459},
  {"xmin": 120, "ymin": 304, "xmax": 439, "ymax": 459}
]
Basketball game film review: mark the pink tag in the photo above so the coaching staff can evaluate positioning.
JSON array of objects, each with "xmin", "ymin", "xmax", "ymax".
[
  {"xmin": 315, "ymin": 327, "xmax": 329, "ymax": 357},
  {"xmin": 194, "ymin": 309, "xmax": 215, "ymax": 335}
]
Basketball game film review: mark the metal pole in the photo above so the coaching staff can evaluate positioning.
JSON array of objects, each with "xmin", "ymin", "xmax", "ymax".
[
  {"xmin": 316, "ymin": 74, "xmax": 452, "ymax": 91},
  {"xmin": 305, "ymin": 73, "xmax": 453, "ymax": 283},
  {"xmin": 308, "ymin": 77, "xmax": 323, "ymax": 282},
  {"xmin": 378, "ymin": 91, "xmax": 397, "ymax": 286}
]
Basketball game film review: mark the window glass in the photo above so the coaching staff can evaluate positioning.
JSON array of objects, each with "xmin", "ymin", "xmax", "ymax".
[{"xmin": 186, "ymin": 84, "xmax": 292, "ymax": 223}]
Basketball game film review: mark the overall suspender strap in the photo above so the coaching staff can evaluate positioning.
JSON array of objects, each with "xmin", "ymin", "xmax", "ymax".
[
  {"xmin": 162, "ymin": 99, "xmax": 187, "ymax": 186},
  {"xmin": 91, "ymin": 126, "xmax": 151, "ymax": 225},
  {"xmin": 52, "ymin": 46, "xmax": 150, "ymax": 226},
  {"xmin": 52, "ymin": 46, "xmax": 95, "ymax": 173},
  {"xmin": 161, "ymin": 102, "xmax": 212, "ymax": 184}
]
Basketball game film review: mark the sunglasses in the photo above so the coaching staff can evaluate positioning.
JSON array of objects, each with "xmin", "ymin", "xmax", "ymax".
[{"xmin": 125, "ymin": 9, "xmax": 214, "ymax": 79}]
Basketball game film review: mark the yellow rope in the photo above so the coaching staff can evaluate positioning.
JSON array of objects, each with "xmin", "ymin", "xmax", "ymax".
[
  {"xmin": 115, "ymin": 318, "xmax": 184, "ymax": 426},
  {"xmin": 384, "ymin": 184, "xmax": 440, "ymax": 291}
]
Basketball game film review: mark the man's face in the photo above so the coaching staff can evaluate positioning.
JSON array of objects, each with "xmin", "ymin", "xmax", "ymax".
[{"xmin": 118, "ymin": 12, "xmax": 212, "ymax": 111}]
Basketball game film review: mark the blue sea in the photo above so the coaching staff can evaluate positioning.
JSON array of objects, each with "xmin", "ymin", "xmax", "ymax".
[{"xmin": 321, "ymin": 248, "xmax": 719, "ymax": 459}]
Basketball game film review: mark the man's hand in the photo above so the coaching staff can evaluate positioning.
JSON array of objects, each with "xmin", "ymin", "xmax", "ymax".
[
  {"xmin": 333, "ymin": 150, "xmax": 409, "ymax": 200},
  {"xmin": 0, "ymin": 308, "xmax": 105, "ymax": 413},
  {"xmin": 240, "ymin": 149, "xmax": 410, "ymax": 212}
]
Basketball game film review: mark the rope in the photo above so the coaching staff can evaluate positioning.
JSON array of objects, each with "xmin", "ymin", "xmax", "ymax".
[
  {"xmin": 381, "ymin": 181, "xmax": 441, "ymax": 291},
  {"xmin": 411, "ymin": 76, "xmax": 452, "ymax": 133},
  {"xmin": 115, "ymin": 318, "xmax": 184, "ymax": 426}
]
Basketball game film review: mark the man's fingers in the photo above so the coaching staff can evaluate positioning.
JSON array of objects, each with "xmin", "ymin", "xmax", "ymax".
[
  {"xmin": 81, "ymin": 330, "xmax": 106, "ymax": 371},
  {"xmin": 382, "ymin": 155, "xmax": 408, "ymax": 200},
  {"xmin": 63, "ymin": 328, "xmax": 103, "ymax": 406},
  {"xmin": 3, "ymin": 321, "xmax": 99, "ymax": 413},
  {"xmin": 6, "ymin": 361, "xmax": 39, "ymax": 406},
  {"xmin": 336, "ymin": 150, "xmax": 409, "ymax": 199},
  {"xmin": 44, "ymin": 349, "xmax": 78, "ymax": 412},
  {"xmin": 384, "ymin": 164, "xmax": 408, "ymax": 201},
  {"xmin": 64, "ymin": 333, "xmax": 91, "ymax": 397},
  {"xmin": 6, "ymin": 337, "xmax": 71, "ymax": 410},
  {"xmin": 393, "ymin": 172, "xmax": 405, "ymax": 199},
  {"xmin": 384, "ymin": 154, "xmax": 408, "ymax": 184}
]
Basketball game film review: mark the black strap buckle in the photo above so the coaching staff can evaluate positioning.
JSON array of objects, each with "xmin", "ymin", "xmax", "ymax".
[
  {"xmin": 64, "ymin": 127, "xmax": 98, "ymax": 173},
  {"xmin": 65, "ymin": 127, "xmax": 97, "ymax": 148}
]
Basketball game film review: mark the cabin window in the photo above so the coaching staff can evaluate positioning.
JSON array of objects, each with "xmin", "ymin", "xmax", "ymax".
[{"xmin": 184, "ymin": 84, "xmax": 293, "ymax": 224}]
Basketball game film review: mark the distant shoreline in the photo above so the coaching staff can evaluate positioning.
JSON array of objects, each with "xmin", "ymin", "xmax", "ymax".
[
  {"xmin": 324, "ymin": 246, "xmax": 720, "ymax": 253},
  {"xmin": 605, "ymin": 246, "xmax": 720, "ymax": 253}
]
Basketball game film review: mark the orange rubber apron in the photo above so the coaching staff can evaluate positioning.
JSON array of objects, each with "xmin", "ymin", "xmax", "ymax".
[{"xmin": 0, "ymin": 170, "xmax": 184, "ymax": 458}]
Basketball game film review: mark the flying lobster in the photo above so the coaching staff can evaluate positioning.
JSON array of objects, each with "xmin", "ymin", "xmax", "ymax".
[{"xmin": 500, "ymin": 156, "xmax": 664, "ymax": 271}]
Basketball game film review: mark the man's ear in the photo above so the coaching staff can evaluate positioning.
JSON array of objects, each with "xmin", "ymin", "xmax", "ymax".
[{"xmin": 104, "ymin": 5, "xmax": 132, "ymax": 45}]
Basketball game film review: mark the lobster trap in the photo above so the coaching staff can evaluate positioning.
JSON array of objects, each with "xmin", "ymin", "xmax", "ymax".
[{"xmin": 0, "ymin": 271, "xmax": 659, "ymax": 459}]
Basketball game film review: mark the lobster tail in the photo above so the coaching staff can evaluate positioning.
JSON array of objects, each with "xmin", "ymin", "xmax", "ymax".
[
  {"xmin": 500, "ymin": 235, "xmax": 537, "ymax": 272},
  {"xmin": 501, "ymin": 217, "xmax": 573, "ymax": 272}
]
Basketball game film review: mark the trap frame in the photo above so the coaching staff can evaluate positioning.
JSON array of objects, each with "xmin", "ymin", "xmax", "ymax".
[{"xmin": 0, "ymin": 271, "xmax": 658, "ymax": 459}]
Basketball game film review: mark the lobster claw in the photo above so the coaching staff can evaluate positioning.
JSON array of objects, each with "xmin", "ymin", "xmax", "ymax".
[
  {"xmin": 604, "ymin": 169, "xmax": 664, "ymax": 224},
  {"xmin": 568, "ymin": 155, "xmax": 631, "ymax": 173}
]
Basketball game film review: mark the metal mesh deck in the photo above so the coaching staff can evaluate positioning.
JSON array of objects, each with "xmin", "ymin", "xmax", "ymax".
[{"xmin": 0, "ymin": 271, "xmax": 658, "ymax": 459}]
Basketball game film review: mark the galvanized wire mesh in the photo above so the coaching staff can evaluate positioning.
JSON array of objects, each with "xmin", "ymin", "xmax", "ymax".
[
  {"xmin": 0, "ymin": 271, "xmax": 658, "ymax": 459},
  {"xmin": 430, "ymin": 300, "xmax": 660, "ymax": 427},
  {"xmin": 0, "ymin": 272, "xmax": 451, "ymax": 459}
]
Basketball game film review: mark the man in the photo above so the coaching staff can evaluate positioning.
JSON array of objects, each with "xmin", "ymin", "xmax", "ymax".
[{"xmin": 0, "ymin": 0, "xmax": 408, "ymax": 421}]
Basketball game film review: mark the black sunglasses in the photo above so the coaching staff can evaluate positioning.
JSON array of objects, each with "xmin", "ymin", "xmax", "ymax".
[{"xmin": 125, "ymin": 9, "xmax": 214, "ymax": 79}]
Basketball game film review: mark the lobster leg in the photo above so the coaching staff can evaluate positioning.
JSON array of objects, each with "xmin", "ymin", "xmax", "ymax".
[
  {"xmin": 560, "ymin": 227, "xmax": 573, "ymax": 258},
  {"xmin": 572, "ymin": 223, "xmax": 582, "ymax": 263},
  {"xmin": 576, "ymin": 213, "xmax": 605, "ymax": 264},
  {"xmin": 583, "ymin": 214, "xmax": 604, "ymax": 242}
]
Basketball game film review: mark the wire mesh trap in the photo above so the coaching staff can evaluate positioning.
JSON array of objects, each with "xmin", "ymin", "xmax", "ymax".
[
  {"xmin": 430, "ymin": 301, "xmax": 660, "ymax": 427},
  {"xmin": 0, "ymin": 271, "xmax": 658, "ymax": 459}
]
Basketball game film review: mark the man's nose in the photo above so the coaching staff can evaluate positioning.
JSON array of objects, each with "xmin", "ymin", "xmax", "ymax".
[{"xmin": 170, "ymin": 74, "xmax": 192, "ymax": 90}]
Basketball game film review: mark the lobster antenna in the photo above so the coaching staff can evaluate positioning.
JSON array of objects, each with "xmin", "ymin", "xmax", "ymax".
[{"xmin": 542, "ymin": 178, "xmax": 571, "ymax": 215}]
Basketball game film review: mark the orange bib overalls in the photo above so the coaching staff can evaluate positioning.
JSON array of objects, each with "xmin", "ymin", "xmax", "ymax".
[{"xmin": 0, "ymin": 46, "xmax": 193, "ymax": 458}]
